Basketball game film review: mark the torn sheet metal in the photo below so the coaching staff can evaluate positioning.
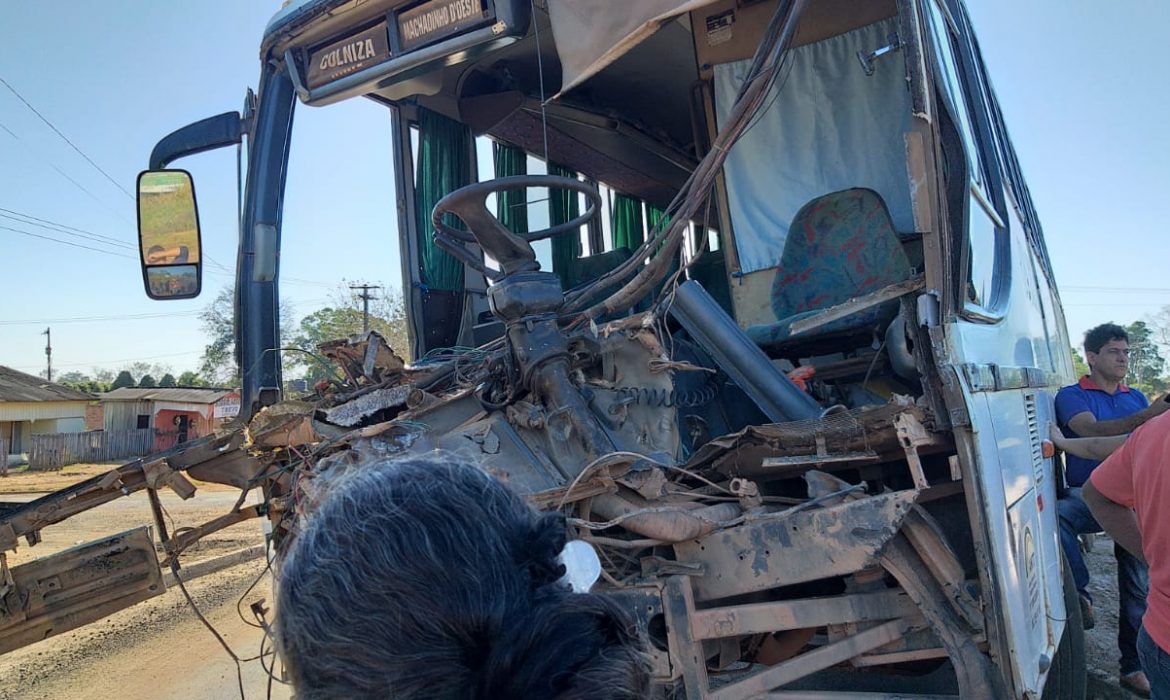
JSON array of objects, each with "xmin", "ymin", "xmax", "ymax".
[
  {"xmin": 323, "ymin": 385, "xmax": 412, "ymax": 427},
  {"xmin": 246, "ymin": 401, "xmax": 319, "ymax": 448},
  {"xmin": 317, "ymin": 330, "xmax": 405, "ymax": 385}
]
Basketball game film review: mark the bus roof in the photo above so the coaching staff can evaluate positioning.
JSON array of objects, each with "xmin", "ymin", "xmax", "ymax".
[{"xmin": 263, "ymin": 0, "xmax": 351, "ymax": 49}]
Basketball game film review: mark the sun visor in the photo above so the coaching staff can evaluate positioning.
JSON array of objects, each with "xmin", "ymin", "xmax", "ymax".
[{"xmin": 547, "ymin": 0, "xmax": 718, "ymax": 98}]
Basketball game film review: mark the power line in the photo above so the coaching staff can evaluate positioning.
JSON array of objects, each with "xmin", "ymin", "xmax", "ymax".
[
  {"xmin": 0, "ymin": 223, "xmax": 133, "ymax": 258},
  {"xmin": 0, "ymin": 210, "xmax": 135, "ymax": 250},
  {"xmin": 0, "ymin": 310, "xmax": 202, "ymax": 326},
  {"xmin": 0, "ymin": 206, "xmax": 132, "ymax": 247},
  {"xmin": 1064, "ymin": 285, "xmax": 1170, "ymax": 294},
  {"xmin": 1063, "ymin": 303, "xmax": 1168, "ymax": 308},
  {"xmin": 2, "ymin": 117, "xmax": 134, "ymax": 225},
  {"xmin": 2, "ymin": 218, "xmax": 334, "ymax": 287},
  {"xmin": 0, "ymin": 297, "xmax": 331, "ymax": 326},
  {"xmin": 0, "ymin": 75, "xmax": 134, "ymax": 199},
  {"xmin": 46, "ymin": 163, "xmax": 133, "ymax": 225},
  {"xmin": 2, "ymin": 206, "xmax": 233, "ymax": 277},
  {"xmin": 1, "ymin": 208, "xmax": 235, "ymax": 276},
  {"xmin": 1, "ymin": 206, "xmax": 231, "ymax": 274},
  {"xmin": 9, "ymin": 349, "xmax": 204, "ymax": 372}
]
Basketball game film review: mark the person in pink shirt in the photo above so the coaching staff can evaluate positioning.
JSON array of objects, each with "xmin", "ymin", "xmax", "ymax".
[{"xmin": 1081, "ymin": 411, "xmax": 1170, "ymax": 699}]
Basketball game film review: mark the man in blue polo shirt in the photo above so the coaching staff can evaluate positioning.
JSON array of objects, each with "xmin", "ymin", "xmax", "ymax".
[{"xmin": 1056, "ymin": 322, "xmax": 1170, "ymax": 697}]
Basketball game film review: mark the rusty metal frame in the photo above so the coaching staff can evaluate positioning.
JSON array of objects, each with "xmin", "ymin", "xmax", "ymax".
[
  {"xmin": 690, "ymin": 589, "xmax": 919, "ymax": 640},
  {"xmin": 664, "ymin": 571, "xmax": 926, "ymax": 700}
]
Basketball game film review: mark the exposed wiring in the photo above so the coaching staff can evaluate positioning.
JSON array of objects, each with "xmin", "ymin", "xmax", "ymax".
[
  {"xmin": 169, "ymin": 563, "xmax": 248, "ymax": 699},
  {"xmin": 562, "ymin": 0, "xmax": 807, "ymax": 321}
]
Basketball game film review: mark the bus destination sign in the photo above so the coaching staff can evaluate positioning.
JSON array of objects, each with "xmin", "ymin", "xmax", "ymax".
[
  {"xmin": 306, "ymin": 23, "xmax": 393, "ymax": 89},
  {"xmin": 397, "ymin": 0, "xmax": 492, "ymax": 53}
]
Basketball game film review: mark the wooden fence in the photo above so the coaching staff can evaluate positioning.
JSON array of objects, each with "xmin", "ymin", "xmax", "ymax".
[{"xmin": 28, "ymin": 430, "xmax": 156, "ymax": 471}]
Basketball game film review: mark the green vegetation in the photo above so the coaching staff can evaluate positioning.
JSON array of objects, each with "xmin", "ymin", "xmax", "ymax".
[
  {"xmin": 291, "ymin": 296, "xmax": 409, "ymax": 385},
  {"xmin": 1125, "ymin": 320, "xmax": 1166, "ymax": 395},
  {"xmin": 196, "ymin": 282, "xmax": 409, "ymax": 388},
  {"xmin": 53, "ymin": 363, "xmax": 201, "ymax": 394},
  {"xmin": 178, "ymin": 371, "xmax": 205, "ymax": 387},
  {"xmin": 110, "ymin": 371, "xmax": 135, "ymax": 390}
]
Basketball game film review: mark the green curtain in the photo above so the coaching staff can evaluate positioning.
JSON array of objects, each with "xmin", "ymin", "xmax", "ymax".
[
  {"xmin": 646, "ymin": 203, "xmax": 669, "ymax": 233},
  {"xmin": 549, "ymin": 163, "xmax": 580, "ymax": 285},
  {"xmin": 493, "ymin": 143, "xmax": 528, "ymax": 234},
  {"xmin": 413, "ymin": 108, "xmax": 472, "ymax": 292},
  {"xmin": 612, "ymin": 193, "xmax": 645, "ymax": 251},
  {"xmin": 646, "ymin": 202, "xmax": 677, "ymax": 293}
]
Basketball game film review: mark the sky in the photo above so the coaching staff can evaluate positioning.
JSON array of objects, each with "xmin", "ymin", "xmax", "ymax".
[
  {"xmin": 1, "ymin": 1, "xmax": 1169, "ymax": 380},
  {"xmin": 0, "ymin": 1, "xmax": 400, "ymax": 380}
]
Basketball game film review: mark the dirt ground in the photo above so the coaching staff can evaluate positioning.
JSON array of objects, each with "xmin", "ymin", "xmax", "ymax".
[
  {"xmin": 0, "ymin": 463, "xmax": 260, "ymax": 568},
  {"xmin": 0, "ymin": 464, "xmax": 1145, "ymax": 698},
  {"xmin": 0, "ymin": 463, "xmax": 283, "ymax": 700},
  {"xmin": 1082, "ymin": 534, "xmax": 1149, "ymax": 699}
]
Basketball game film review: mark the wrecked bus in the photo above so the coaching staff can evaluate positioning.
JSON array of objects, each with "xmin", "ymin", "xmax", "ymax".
[{"xmin": 1, "ymin": 0, "xmax": 1084, "ymax": 697}]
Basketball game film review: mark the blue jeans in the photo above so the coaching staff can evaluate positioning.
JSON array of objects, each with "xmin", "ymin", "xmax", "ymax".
[
  {"xmin": 1059, "ymin": 488, "xmax": 1150, "ymax": 675},
  {"xmin": 1139, "ymin": 626, "xmax": 1170, "ymax": 699}
]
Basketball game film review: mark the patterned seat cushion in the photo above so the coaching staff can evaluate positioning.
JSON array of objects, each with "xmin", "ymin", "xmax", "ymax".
[{"xmin": 747, "ymin": 188, "xmax": 911, "ymax": 349}]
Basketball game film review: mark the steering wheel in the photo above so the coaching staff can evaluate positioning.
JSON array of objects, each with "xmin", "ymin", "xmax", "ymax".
[{"xmin": 432, "ymin": 175, "xmax": 600, "ymax": 279}]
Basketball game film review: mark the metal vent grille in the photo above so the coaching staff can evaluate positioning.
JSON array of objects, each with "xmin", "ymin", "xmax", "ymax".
[{"xmin": 1026, "ymin": 394, "xmax": 1044, "ymax": 482}]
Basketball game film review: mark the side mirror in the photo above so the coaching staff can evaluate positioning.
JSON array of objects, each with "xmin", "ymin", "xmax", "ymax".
[{"xmin": 137, "ymin": 170, "xmax": 202, "ymax": 299}]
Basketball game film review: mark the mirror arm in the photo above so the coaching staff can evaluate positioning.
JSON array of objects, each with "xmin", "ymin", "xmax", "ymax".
[{"xmin": 149, "ymin": 112, "xmax": 245, "ymax": 170}]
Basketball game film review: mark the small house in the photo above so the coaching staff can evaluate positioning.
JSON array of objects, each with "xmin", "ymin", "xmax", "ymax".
[
  {"xmin": 100, "ymin": 387, "xmax": 237, "ymax": 451},
  {"xmin": 0, "ymin": 366, "xmax": 92, "ymax": 465}
]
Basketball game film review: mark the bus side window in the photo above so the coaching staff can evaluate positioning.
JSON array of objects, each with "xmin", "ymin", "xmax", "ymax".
[{"xmin": 924, "ymin": 0, "xmax": 1007, "ymax": 312}]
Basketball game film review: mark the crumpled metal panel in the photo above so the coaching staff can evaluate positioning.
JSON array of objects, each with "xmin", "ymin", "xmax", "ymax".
[{"xmin": 673, "ymin": 489, "xmax": 918, "ymax": 602}]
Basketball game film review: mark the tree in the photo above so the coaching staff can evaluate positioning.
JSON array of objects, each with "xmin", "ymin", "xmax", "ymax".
[
  {"xmin": 290, "ymin": 286, "xmax": 410, "ymax": 385},
  {"xmin": 199, "ymin": 287, "xmax": 241, "ymax": 387},
  {"xmin": 128, "ymin": 361, "xmax": 154, "ymax": 380},
  {"xmin": 1071, "ymin": 348, "xmax": 1090, "ymax": 378},
  {"xmin": 110, "ymin": 371, "xmax": 136, "ymax": 389},
  {"xmin": 199, "ymin": 286, "xmax": 295, "ymax": 387},
  {"xmin": 159, "ymin": 373, "xmax": 177, "ymax": 387},
  {"xmin": 177, "ymin": 371, "xmax": 204, "ymax": 387},
  {"xmin": 139, "ymin": 374, "xmax": 158, "ymax": 388},
  {"xmin": 1151, "ymin": 305, "xmax": 1170, "ymax": 350},
  {"xmin": 56, "ymin": 371, "xmax": 92, "ymax": 390},
  {"xmin": 1126, "ymin": 321, "xmax": 1166, "ymax": 395}
]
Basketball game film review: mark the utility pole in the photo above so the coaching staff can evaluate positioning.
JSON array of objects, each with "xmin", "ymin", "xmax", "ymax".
[
  {"xmin": 41, "ymin": 327, "xmax": 52, "ymax": 382},
  {"xmin": 350, "ymin": 284, "xmax": 380, "ymax": 334}
]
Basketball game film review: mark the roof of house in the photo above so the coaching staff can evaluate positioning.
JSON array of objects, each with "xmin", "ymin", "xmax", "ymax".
[
  {"xmin": 0, "ymin": 366, "xmax": 93, "ymax": 402},
  {"xmin": 100, "ymin": 387, "xmax": 234, "ymax": 404}
]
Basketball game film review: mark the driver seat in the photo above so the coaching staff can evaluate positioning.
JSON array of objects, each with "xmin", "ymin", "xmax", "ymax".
[{"xmin": 746, "ymin": 188, "xmax": 912, "ymax": 353}]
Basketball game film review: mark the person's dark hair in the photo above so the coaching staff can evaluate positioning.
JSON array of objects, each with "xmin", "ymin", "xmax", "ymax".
[
  {"xmin": 275, "ymin": 456, "xmax": 650, "ymax": 700},
  {"xmin": 1084, "ymin": 323, "xmax": 1129, "ymax": 354}
]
